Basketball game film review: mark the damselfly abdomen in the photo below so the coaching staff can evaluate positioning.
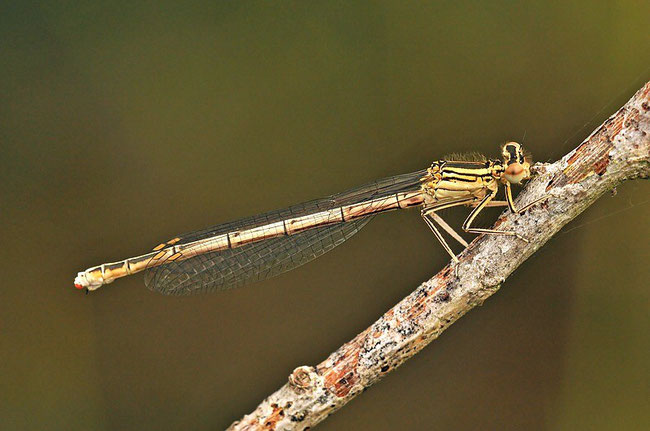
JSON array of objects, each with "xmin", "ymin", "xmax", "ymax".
[{"xmin": 74, "ymin": 142, "xmax": 544, "ymax": 295}]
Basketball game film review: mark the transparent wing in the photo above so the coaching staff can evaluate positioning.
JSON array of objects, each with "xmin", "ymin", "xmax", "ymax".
[
  {"xmin": 145, "ymin": 218, "xmax": 370, "ymax": 295},
  {"xmin": 144, "ymin": 169, "xmax": 426, "ymax": 295}
]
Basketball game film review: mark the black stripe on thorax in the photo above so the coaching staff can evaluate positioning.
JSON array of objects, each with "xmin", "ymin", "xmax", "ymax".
[
  {"xmin": 440, "ymin": 173, "xmax": 486, "ymax": 183},
  {"xmin": 442, "ymin": 161, "xmax": 489, "ymax": 169},
  {"xmin": 442, "ymin": 167, "xmax": 493, "ymax": 178}
]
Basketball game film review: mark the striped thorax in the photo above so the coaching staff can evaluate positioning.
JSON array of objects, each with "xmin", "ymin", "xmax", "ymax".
[{"xmin": 420, "ymin": 141, "xmax": 531, "ymax": 202}]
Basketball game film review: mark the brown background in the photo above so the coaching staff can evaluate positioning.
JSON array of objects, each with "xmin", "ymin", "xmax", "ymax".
[{"xmin": 2, "ymin": 1, "xmax": 649, "ymax": 430}]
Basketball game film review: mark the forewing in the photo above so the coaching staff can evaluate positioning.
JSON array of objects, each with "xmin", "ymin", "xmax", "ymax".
[
  {"xmin": 144, "ymin": 217, "xmax": 370, "ymax": 295},
  {"xmin": 144, "ymin": 169, "xmax": 426, "ymax": 295}
]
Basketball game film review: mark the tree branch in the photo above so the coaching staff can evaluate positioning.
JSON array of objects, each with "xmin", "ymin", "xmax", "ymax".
[{"xmin": 228, "ymin": 82, "xmax": 650, "ymax": 431}]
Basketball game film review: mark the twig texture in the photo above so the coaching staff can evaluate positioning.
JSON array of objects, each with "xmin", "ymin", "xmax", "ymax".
[{"xmin": 228, "ymin": 82, "xmax": 650, "ymax": 431}]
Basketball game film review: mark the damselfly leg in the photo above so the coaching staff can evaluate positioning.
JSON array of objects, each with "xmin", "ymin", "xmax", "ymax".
[
  {"xmin": 503, "ymin": 182, "xmax": 550, "ymax": 214},
  {"xmin": 421, "ymin": 187, "xmax": 547, "ymax": 262}
]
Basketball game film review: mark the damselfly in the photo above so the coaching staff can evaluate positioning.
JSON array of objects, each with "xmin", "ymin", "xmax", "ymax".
[{"xmin": 74, "ymin": 142, "xmax": 545, "ymax": 295}]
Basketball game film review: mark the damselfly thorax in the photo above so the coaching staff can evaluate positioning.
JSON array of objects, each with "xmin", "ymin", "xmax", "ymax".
[{"xmin": 74, "ymin": 142, "xmax": 546, "ymax": 295}]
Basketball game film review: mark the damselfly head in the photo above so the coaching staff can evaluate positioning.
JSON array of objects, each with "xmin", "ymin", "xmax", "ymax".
[{"xmin": 501, "ymin": 141, "xmax": 532, "ymax": 184}]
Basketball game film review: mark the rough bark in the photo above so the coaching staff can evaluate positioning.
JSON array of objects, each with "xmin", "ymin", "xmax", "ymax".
[{"xmin": 228, "ymin": 82, "xmax": 650, "ymax": 431}]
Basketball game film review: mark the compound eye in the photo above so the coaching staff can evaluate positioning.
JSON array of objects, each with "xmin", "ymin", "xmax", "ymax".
[
  {"xmin": 503, "ymin": 162, "xmax": 527, "ymax": 184},
  {"xmin": 505, "ymin": 163, "xmax": 523, "ymax": 176}
]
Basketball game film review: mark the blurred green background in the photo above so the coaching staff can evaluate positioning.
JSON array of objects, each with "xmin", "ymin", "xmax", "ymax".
[{"xmin": 1, "ymin": 1, "xmax": 649, "ymax": 430}]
